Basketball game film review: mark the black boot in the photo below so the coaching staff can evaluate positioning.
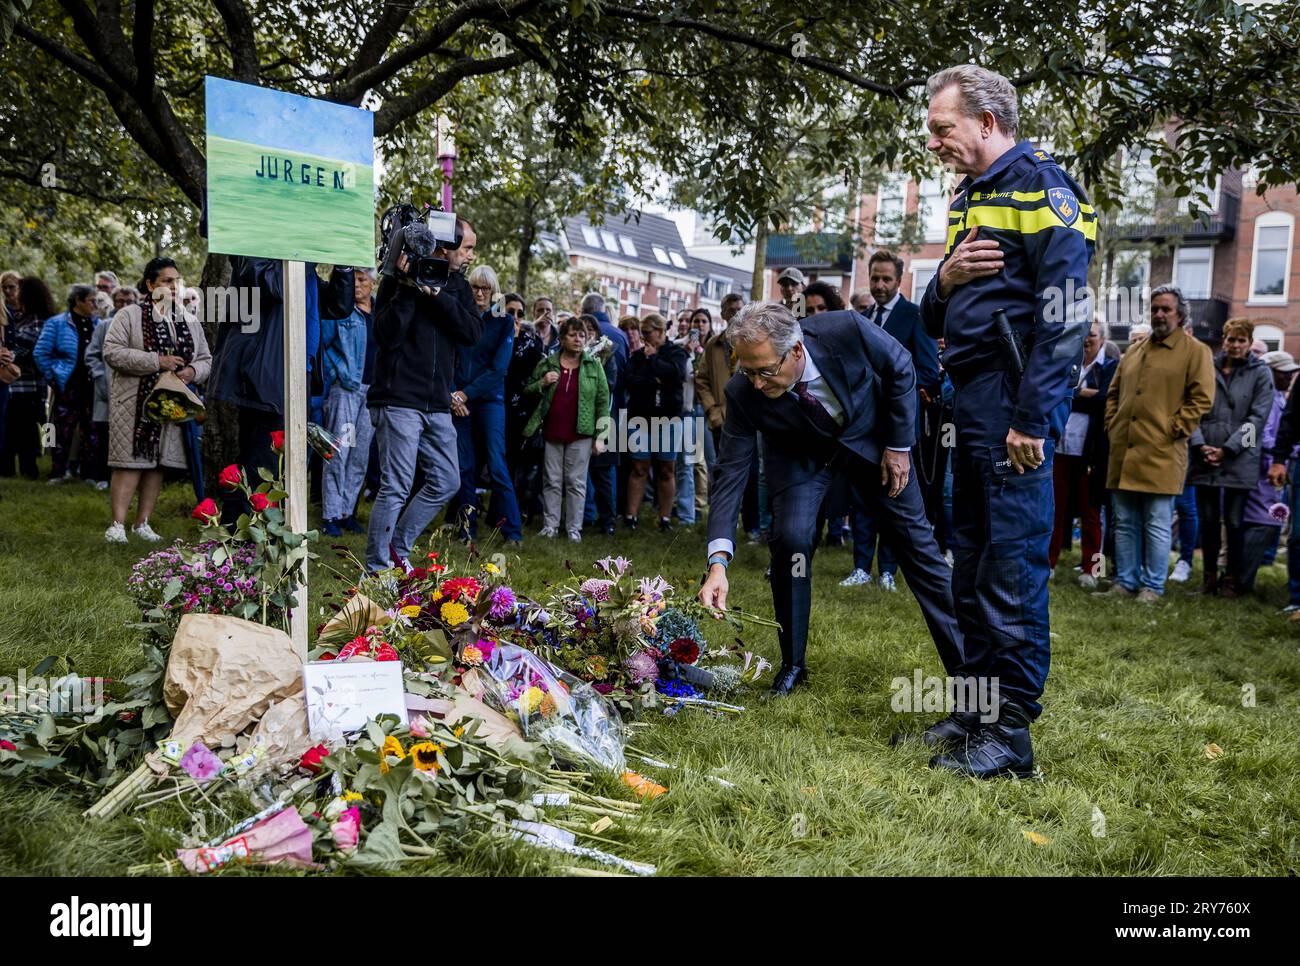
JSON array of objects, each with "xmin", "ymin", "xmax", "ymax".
[
  {"xmin": 929, "ymin": 699, "xmax": 1035, "ymax": 778},
  {"xmin": 922, "ymin": 710, "xmax": 984, "ymax": 748},
  {"xmin": 765, "ymin": 664, "xmax": 807, "ymax": 698}
]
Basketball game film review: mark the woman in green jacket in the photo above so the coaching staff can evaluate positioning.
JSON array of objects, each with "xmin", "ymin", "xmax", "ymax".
[{"xmin": 525, "ymin": 316, "xmax": 610, "ymax": 540}]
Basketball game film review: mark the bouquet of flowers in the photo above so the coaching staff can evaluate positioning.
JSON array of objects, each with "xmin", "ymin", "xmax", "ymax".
[
  {"xmin": 470, "ymin": 643, "xmax": 626, "ymax": 773},
  {"xmin": 143, "ymin": 371, "xmax": 204, "ymax": 424}
]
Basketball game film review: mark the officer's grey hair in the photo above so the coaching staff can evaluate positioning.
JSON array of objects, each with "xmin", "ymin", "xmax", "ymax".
[
  {"xmin": 1150, "ymin": 283, "xmax": 1189, "ymax": 322},
  {"xmin": 727, "ymin": 301, "xmax": 803, "ymax": 357},
  {"xmin": 579, "ymin": 292, "xmax": 605, "ymax": 316},
  {"xmin": 468, "ymin": 265, "xmax": 500, "ymax": 299},
  {"xmin": 1091, "ymin": 312, "xmax": 1110, "ymax": 342},
  {"xmin": 927, "ymin": 65, "xmax": 1019, "ymax": 140}
]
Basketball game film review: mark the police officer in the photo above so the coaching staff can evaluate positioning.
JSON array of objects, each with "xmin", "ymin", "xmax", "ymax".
[{"xmin": 918, "ymin": 65, "xmax": 1095, "ymax": 778}]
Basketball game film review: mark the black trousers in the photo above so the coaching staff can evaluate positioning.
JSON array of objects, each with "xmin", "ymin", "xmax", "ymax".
[
  {"xmin": 221, "ymin": 406, "xmax": 284, "ymax": 526},
  {"xmin": 1196, "ymin": 485, "xmax": 1248, "ymax": 583},
  {"xmin": 1, "ymin": 390, "xmax": 43, "ymax": 478},
  {"xmin": 767, "ymin": 448, "xmax": 964, "ymax": 674}
]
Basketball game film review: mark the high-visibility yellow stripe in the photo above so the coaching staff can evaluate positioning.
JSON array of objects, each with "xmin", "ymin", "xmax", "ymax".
[
  {"xmin": 944, "ymin": 202, "xmax": 1098, "ymax": 254},
  {"xmin": 968, "ymin": 190, "xmax": 1047, "ymax": 203}
]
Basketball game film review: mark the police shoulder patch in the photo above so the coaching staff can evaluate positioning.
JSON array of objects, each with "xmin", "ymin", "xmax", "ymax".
[
  {"xmin": 1031, "ymin": 148, "xmax": 1055, "ymax": 164},
  {"xmin": 1047, "ymin": 186, "xmax": 1080, "ymax": 226}
]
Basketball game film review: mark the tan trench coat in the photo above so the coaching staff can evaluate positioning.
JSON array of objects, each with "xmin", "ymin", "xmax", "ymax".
[
  {"xmin": 103, "ymin": 303, "xmax": 212, "ymax": 470},
  {"xmin": 1104, "ymin": 325, "xmax": 1214, "ymax": 495}
]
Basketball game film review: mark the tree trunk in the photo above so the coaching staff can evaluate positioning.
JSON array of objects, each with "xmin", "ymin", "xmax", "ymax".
[
  {"xmin": 751, "ymin": 219, "xmax": 769, "ymax": 300},
  {"xmin": 517, "ymin": 220, "xmax": 536, "ymax": 297},
  {"xmin": 197, "ymin": 252, "xmax": 240, "ymax": 497}
]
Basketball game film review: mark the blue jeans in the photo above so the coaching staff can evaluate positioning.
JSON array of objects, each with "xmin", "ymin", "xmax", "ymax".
[
  {"xmin": 1175, "ymin": 483, "xmax": 1198, "ymax": 564},
  {"xmin": 367, "ymin": 407, "xmax": 460, "ymax": 571},
  {"xmin": 1112, "ymin": 489, "xmax": 1175, "ymax": 594},
  {"xmin": 451, "ymin": 400, "xmax": 522, "ymax": 541}
]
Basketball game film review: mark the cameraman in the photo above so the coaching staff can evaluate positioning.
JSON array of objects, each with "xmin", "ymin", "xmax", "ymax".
[{"xmin": 365, "ymin": 217, "xmax": 481, "ymax": 572}]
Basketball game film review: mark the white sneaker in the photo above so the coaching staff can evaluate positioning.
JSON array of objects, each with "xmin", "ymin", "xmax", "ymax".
[
  {"xmin": 567, "ymin": 531, "xmax": 582, "ymax": 543},
  {"xmin": 1280, "ymin": 604, "xmax": 1300, "ymax": 615},
  {"xmin": 538, "ymin": 526, "xmax": 558, "ymax": 538},
  {"xmin": 94, "ymin": 480, "xmax": 109, "ymax": 491},
  {"xmin": 104, "ymin": 522, "xmax": 127, "ymax": 544},
  {"xmin": 1169, "ymin": 559, "xmax": 1192, "ymax": 583},
  {"xmin": 840, "ymin": 568, "xmax": 873, "ymax": 587},
  {"xmin": 878, "ymin": 573, "xmax": 898, "ymax": 592},
  {"xmin": 1078, "ymin": 573, "xmax": 1098, "ymax": 589},
  {"xmin": 132, "ymin": 521, "xmax": 162, "ymax": 542}
]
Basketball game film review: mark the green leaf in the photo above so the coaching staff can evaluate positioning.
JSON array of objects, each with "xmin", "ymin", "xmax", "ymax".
[
  {"xmin": 162, "ymin": 577, "xmax": 183, "ymax": 603},
  {"xmin": 345, "ymin": 818, "xmax": 406, "ymax": 870},
  {"xmin": 258, "ymin": 467, "xmax": 275, "ymax": 483}
]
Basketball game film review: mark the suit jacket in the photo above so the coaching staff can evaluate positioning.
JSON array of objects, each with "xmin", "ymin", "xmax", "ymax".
[
  {"xmin": 707, "ymin": 309, "xmax": 916, "ymax": 547},
  {"xmin": 877, "ymin": 295, "xmax": 940, "ymax": 394}
]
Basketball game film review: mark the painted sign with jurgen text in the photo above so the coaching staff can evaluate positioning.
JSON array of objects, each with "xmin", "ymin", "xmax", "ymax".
[{"xmin": 205, "ymin": 76, "xmax": 374, "ymax": 265}]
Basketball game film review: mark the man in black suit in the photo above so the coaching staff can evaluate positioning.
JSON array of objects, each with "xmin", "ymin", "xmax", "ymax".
[
  {"xmin": 698, "ymin": 301, "xmax": 964, "ymax": 696},
  {"xmin": 842, "ymin": 252, "xmax": 943, "ymax": 591}
]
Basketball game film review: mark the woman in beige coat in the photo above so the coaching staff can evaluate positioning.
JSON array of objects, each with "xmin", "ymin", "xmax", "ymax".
[{"xmin": 102, "ymin": 257, "xmax": 211, "ymax": 544}]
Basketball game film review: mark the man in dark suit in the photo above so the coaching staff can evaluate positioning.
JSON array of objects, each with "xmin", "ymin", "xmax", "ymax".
[
  {"xmin": 841, "ymin": 251, "xmax": 942, "ymax": 591},
  {"xmin": 698, "ymin": 301, "xmax": 964, "ymax": 697}
]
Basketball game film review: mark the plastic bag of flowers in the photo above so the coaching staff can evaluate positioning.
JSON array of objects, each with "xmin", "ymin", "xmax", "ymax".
[{"xmin": 477, "ymin": 643, "xmax": 626, "ymax": 774}]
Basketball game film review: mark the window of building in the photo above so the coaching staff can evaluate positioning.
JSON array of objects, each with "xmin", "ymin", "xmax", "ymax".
[
  {"xmin": 1248, "ymin": 212, "xmax": 1294, "ymax": 304},
  {"xmin": 1172, "ymin": 245, "xmax": 1213, "ymax": 300},
  {"xmin": 1254, "ymin": 323, "xmax": 1284, "ymax": 352},
  {"xmin": 1105, "ymin": 249, "xmax": 1151, "ymax": 324},
  {"xmin": 581, "ymin": 225, "xmax": 600, "ymax": 247},
  {"xmin": 619, "ymin": 236, "xmax": 637, "ymax": 257},
  {"xmin": 599, "ymin": 229, "xmax": 618, "ymax": 253},
  {"xmin": 909, "ymin": 258, "xmax": 940, "ymax": 301},
  {"xmin": 658, "ymin": 292, "xmax": 669, "ymax": 313},
  {"xmin": 668, "ymin": 251, "xmax": 687, "ymax": 269},
  {"xmin": 875, "ymin": 175, "xmax": 906, "ymax": 243},
  {"xmin": 626, "ymin": 288, "xmax": 642, "ymax": 314},
  {"xmin": 918, "ymin": 177, "xmax": 950, "ymax": 244},
  {"xmin": 652, "ymin": 246, "xmax": 670, "ymax": 264}
]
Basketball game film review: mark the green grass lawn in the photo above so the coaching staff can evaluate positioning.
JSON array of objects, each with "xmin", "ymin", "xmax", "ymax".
[{"xmin": 2, "ymin": 471, "xmax": 1298, "ymax": 876}]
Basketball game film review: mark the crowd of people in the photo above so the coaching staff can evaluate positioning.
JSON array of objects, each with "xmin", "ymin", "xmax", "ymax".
[{"xmin": 2, "ymin": 243, "xmax": 1297, "ymax": 617}]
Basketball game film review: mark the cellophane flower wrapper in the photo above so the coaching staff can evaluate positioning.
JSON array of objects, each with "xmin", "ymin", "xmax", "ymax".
[{"xmin": 479, "ymin": 643, "xmax": 626, "ymax": 773}]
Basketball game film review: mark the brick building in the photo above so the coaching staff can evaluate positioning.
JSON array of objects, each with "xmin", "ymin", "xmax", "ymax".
[{"xmin": 560, "ymin": 211, "xmax": 749, "ymax": 320}]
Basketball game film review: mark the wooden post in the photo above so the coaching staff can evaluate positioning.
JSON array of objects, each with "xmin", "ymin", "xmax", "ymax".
[{"xmin": 282, "ymin": 259, "xmax": 308, "ymax": 659}]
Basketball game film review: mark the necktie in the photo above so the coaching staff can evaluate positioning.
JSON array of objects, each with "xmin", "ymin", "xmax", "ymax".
[
  {"xmin": 874, "ymin": 304, "xmax": 886, "ymax": 327},
  {"xmin": 794, "ymin": 380, "xmax": 840, "ymax": 436}
]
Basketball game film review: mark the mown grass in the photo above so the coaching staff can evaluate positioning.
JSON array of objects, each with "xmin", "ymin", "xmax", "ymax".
[{"xmin": 1, "ymin": 470, "xmax": 1297, "ymax": 876}]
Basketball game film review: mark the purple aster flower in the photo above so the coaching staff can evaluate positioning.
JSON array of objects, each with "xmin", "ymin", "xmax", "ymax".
[
  {"xmin": 580, "ymin": 578, "xmax": 613, "ymax": 602},
  {"xmin": 488, "ymin": 586, "xmax": 517, "ymax": 619}
]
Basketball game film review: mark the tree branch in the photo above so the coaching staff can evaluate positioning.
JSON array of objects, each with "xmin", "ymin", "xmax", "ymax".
[
  {"xmin": 330, "ymin": 0, "xmax": 545, "ymax": 105},
  {"xmin": 133, "ymin": 0, "xmax": 156, "ymax": 95},
  {"xmin": 211, "ymin": 0, "xmax": 259, "ymax": 83},
  {"xmin": 341, "ymin": 0, "xmax": 413, "ymax": 102},
  {"xmin": 374, "ymin": 53, "xmax": 523, "ymax": 136}
]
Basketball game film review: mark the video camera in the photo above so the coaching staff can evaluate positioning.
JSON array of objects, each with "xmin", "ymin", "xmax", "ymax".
[{"xmin": 377, "ymin": 202, "xmax": 463, "ymax": 290}]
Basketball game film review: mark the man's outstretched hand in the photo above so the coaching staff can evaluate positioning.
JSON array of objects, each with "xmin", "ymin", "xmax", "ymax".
[
  {"xmin": 882, "ymin": 449, "xmax": 910, "ymax": 498},
  {"xmin": 698, "ymin": 564, "xmax": 729, "ymax": 614}
]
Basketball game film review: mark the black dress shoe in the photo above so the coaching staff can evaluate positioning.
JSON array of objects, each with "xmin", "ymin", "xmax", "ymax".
[
  {"xmin": 929, "ymin": 700, "xmax": 1034, "ymax": 778},
  {"xmin": 342, "ymin": 515, "xmax": 365, "ymax": 534},
  {"xmin": 603, "ymin": 522, "xmax": 616, "ymax": 536},
  {"xmin": 658, "ymin": 518, "xmax": 674, "ymax": 533},
  {"xmin": 922, "ymin": 710, "xmax": 984, "ymax": 748},
  {"xmin": 766, "ymin": 664, "xmax": 807, "ymax": 698},
  {"xmin": 623, "ymin": 516, "xmax": 639, "ymax": 531}
]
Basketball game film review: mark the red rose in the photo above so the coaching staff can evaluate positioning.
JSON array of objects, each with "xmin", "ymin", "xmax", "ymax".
[
  {"xmin": 319, "ymin": 652, "xmax": 336, "ymax": 661},
  {"xmin": 218, "ymin": 464, "xmax": 242, "ymax": 490},
  {"xmin": 669, "ymin": 637, "xmax": 700, "ymax": 665},
  {"xmin": 0, "ymin": 740, "xmax": 16, "ymax": 752},
  {"xmin": 191, "ymin": 498, "xmax": 219, "ymax": 521},
  {"xmin": 249, "ymin": 493, "xmax": 270, "ymax": 512},
  {"xmin": 270, "ymin": 430, "xmax": 285, "ymax": 452},
  {"xmin": 300, "ymin": 744, "xmax": 330, "ymax": 774},
  {"xmin": 373, "ymin": 642, "xmax": 400, "ymax": 662}
]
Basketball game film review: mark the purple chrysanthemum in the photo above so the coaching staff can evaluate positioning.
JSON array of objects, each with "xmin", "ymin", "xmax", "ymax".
[
  {"xmin": 580, "ymin": 578, "xmax": 613, "ymax": 602},
  {"xmin": 488, "ymin": 586, "xmax": 517, "ymax": 619},
  {"xmin": 623, "ymin": 649, "xmax": 660, "ymax": 684}
]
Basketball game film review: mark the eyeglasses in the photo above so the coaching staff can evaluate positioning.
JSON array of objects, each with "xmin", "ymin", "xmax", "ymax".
[
  {"xmin": 471, "ymin": 284, "xmax": 493, "ymax": 294},
  {"xmin": 506, "ymin": 308, "xmax": 523, "ymax": 318},
  {"xmin": 737, "ymin": 350, "xmax": 790, "ymax": 380}
]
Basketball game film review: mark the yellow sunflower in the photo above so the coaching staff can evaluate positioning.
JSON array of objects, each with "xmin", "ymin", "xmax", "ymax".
[
  {"xmin": 482, "ymin": 562, "xmax": 500, "ymax": 575},
  {"xmin": 379, "ymin": 735, "xmax": 406, "ymax": 773},
  {"xmin": 440, "ymin": 601, "xmax": 470, "ymax": 626},
  {"xmin": 409, "ymin": 741, "xmax": 442, "ymax": 772}
]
